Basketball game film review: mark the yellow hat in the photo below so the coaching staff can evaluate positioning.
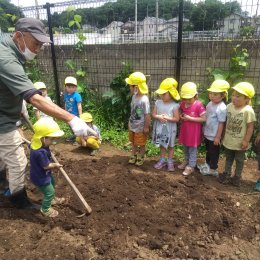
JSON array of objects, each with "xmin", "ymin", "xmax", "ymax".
[
  {"xmin": 65, "ymin": 76, "xmax": 77, "ymax": 86},
  {"xmin": 155, "ymin": 78, "xmax": 180, "ymax": 100},
  {"xmin": 125, "ymin": 72, "xmax": 148, "ymax": 94},
  {"xmin": 207, "ymin": 80, "xmax": 230, "ymax": 93},
  {"xmin": 80, "ymin": 112, "xmax": 93, "ymax": 123},
  {"xmin": 31, "ymin": 118, "xmax": 64, "ymax": 150},
  {"xmin": 232, "ymin": 82, "xmax": 255, "ymax": 99},
  {"xmin": 180, "ymin": 82, "xmax": 197, "ymax": 99},
  {"xmin": 34, "ymin": 82, "xmax": 46, "ymax": 90},
  {"xmin": 207, "ymin": 80, "xmax": 230, "ymax": 101}
]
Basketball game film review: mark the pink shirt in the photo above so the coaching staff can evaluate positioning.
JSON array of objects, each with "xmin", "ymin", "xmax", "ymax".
[{"xmin": 178, "ymin": 100, "xmax": 206, "ymax": 147}]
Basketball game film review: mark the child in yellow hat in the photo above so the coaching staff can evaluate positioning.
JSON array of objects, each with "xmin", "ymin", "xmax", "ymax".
[
  {"xmin": 219, "ymin": 82, "xmax": 256, "ymax": 187},
  {"xmin": 30, "ymin": 118, "xmax": 65, "ymax": 218},
  {"xmin": 152, "ymin": 78, "xmax": 180, "ymax": 172},
  {"xmin": 33, "ymin": 81, "xmax": 54, "ymax": 120},
  {"xmin": 76, "ymin": 112, "xmax": 101, "ymax": 155},
  {"xmin": 198, "ymin": 80, "xmax": 230, "ymax": 177},
  {"xmin": 125, "ymin": 72, "xmax": 151, "ymax": 166},
  {"xmin": 178, "ymin": 82, "xmax": 206, "ymax": 176}
]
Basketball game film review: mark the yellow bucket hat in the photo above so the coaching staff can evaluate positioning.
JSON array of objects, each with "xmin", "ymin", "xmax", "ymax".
[
  {"xmin": 232, "ymin": 82, "xmax": 255, "ymax": 99},
  {"xmin": 155, "ymin": 78, "xmax": 180, "ymax": 100},
  {"xmin": 65, "ymin": 76, "xmax": 77, "ymax": 86},
  {"xmin": 34, "ymin": 82, "xmax": 47, "ymax": 90},
  {"xmin": 125, "ymin": 72, "xmax": 148, "ymax": 94},
  {"xmin": 180, "ymin": 82, "xmax": 197, "ymax": 99},
  {"xmin": 207, "ymin": 80, "xmax": 230, "ymax": 101},
  {"xmin": 80, "ymin": 112, "xmax": 93, "ymax": 123},
  {"xmin": 31, "ymin": 118, "xmax": 64, "ymax": 150}
]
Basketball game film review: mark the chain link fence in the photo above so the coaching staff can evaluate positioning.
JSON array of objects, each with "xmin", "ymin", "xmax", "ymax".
[{"xmin": 7, "ymin": 0, "xmax": 260, "ymax": 114}]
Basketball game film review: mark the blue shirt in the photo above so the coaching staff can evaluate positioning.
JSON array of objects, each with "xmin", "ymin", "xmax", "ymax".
[
  {"xmin": 30, "ymin": 147, "xmax": 52, "ymax": 187},
  {"xmin": 64, "ymin": 92, "xmax": 82, "ymax": 116}
]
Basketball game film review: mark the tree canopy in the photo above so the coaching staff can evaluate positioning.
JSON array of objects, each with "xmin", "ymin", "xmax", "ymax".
[
  {"xmin": 0, "ymin": 0, "xmax": 23, "ymax": 32},
  {"xmin": 51, "ymin": 0, "xmax": 242, "ymax": 31}
]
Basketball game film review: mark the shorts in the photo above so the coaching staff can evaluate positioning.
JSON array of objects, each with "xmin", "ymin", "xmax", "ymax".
[{"xmin": 128, "ymin": 131, "xmax": 147, "ymax": 146}]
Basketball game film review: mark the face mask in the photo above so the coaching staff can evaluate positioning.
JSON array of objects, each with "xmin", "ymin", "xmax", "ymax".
[{"xmin": 18, "ymin": 32, "xmax": 37, "ymax": 60}]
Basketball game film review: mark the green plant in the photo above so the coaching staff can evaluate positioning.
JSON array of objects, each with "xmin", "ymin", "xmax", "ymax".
[
  {"xmin": 207, "ymin": 44, "xmax": 249, "ymax": 86},
  {"xmin": 102, "ymin": 63, "xmax": 133, "ymax": 128}
]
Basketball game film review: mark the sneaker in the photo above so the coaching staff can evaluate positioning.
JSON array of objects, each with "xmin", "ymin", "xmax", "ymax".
[
  {"xmin": 128, "ymin": 155, "xmax": 137, "ymax": 164},
  {"xmin": 178, "ymin": 161, "xmax": 188, "ymax": 170},
  {"xmin": 182, "ymin": 166, "xmax": 194, "ymax": 176},
  {"xmin": 197, "ymin": 162, "xmax": 209, "ymax": 171},
  {"xmin": 167, "ymin": 159, "xmax": 175, "ymax": 172},
  {"xmin": 218, "ymin": 172, "xmax": 230, "ymax": 184},
  {"xmin": 135, "ymin": 156, "xmax": 144, "ymax": 166},
  {"xmin": 201, "ymin": 167, "xmax": 218, "ymax": 177},
  {"xmin": 52, "ymin": 197, "xmax": 65, "ymax": 205},
  {"xmin": 90, "ymin": 149, "xmax": 98, "ymax": 156},
  {"xmin": 40, "ymin": 207, "xmax": 59, "ymax": 218},
  {"xmin": 255, "ymin": 178, "xmax": 260, "ymax": 191},
  {"xmin": 154, "ymin": 158, "xmax": 167, "ymax": 169},
  {"xmin": 198, "ymin": 162, "xmax": 210, "ymax": 173}
]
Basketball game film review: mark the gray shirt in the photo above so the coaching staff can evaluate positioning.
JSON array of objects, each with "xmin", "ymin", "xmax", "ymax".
[
  {"xmin": 0, "ymin": 36, "xmax": 35, "ymax": 133},
  {"xmin": 129, "ymin": 94, "xmax": 150, "ymax": 132},
  {"xmin": 152, "ymin": 99, "xmax": 179, "ymax": 148}
]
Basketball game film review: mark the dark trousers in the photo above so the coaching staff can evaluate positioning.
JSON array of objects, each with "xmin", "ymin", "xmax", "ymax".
[
  {"xmin": 205, "ymin": 138, "xmax": 220, "ymax": 170},
  {"xmin": 224, "ymin": 147, "xmax": 246, "ymax": 178}
]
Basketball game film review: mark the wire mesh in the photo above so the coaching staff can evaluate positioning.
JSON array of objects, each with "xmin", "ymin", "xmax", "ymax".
[{"xmin": 6, "ymin": 0, "xmax": 260, "ymax": 109}]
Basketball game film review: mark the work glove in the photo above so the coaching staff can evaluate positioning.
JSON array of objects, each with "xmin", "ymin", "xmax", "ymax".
[{"xmin": 68, "ymin": 116, "xmax": 98, "ymax": 137}]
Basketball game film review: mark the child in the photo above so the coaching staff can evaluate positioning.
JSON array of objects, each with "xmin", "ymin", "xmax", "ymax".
[
  {"xmin": 76, "ymin": 112, "xmax": 101, "ymax": 156},
  {"xmin": 30, "ymin": 118, "xmax": 65, "ymax": 217},
  {"xmin": 34, "ymin": 82, "xmax": 53, "ymax": 120},
  {"xmin": 152, "ymin": 78, "xmax": 180, "ymax": 171},
  {"xmin": 254, "ymin": 131, "xmax": 260, "ymax": 191},
  {"xmin": 64, "ymin": 76, "xmax": 82, "ymax": 142},
  {"xmin": 219, "ymin": 82, "xmax": 256, "ymax": 187},
  {"xmin": 198, "ymin": 80, "xmax": 230, "ymax": 176},
  {"xmin": 125, "ymin": 72, "xmax": 150, "ymax": 166},
  {"xmin": 178, "ymin": 82, "xmax": 206, "ymax": 176}
]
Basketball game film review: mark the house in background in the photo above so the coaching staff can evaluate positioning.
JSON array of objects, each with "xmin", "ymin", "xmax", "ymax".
[
  {"xmin": 218, "ymin": 13, "xmax": 250, "ymax": 37},
  {"xmin": 102, "ymin": 21, "xmax": 123, "ymax": 36}
]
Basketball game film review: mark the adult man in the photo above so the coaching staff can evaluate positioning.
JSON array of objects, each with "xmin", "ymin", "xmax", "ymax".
[{"xmin": 0, "ymin": 18, "xmax": 95, "ymax": 209}]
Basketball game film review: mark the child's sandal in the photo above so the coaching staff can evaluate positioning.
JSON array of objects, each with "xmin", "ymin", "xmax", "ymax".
[
  {"xmin": 135, "ymin": 156, "xmax": 144, "ymax": 166},
  {"xmin": 128, "ymin": 155, "xmax": 137, "ymax": 164},
  {"xmin": 40, "ymin": 207, "xmax": 59, "ymax": 218}
]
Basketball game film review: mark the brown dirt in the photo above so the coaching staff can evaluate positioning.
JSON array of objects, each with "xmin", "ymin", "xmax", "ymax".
[{"xmin": 0, "ymin": 140, "xmax": 259, "ymax": 260}]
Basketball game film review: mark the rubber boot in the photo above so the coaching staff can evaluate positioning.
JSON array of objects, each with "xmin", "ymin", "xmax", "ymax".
[
  {"xmin": 9, "ymin": 188, "xmax": 41, "ymax": 210},
  {"xmin": 0, "ymin": 170, "xmax": 9, "ymax": 195}
]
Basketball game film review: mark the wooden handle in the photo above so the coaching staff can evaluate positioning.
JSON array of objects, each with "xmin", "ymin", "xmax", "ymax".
[
  {"xmin": 21, "ymin": 136, "xmax": 92, "ymax": 215},
  {"xmin": 51, "ymin": 153, "xmax": 92, "ymax": 214}
]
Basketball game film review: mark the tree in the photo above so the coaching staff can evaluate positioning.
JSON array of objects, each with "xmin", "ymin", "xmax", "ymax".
[
  {"xmin": 190, "ymin": 0, "xmax": 241, "ymax": 31},
  {"xmin": 0, "ymin": 0, "xmax": 23, "ymax": 32}
]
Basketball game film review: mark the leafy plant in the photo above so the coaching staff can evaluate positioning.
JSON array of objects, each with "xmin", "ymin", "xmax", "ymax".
[
  {"xmin": 207, "ymin": 44, "xmax": 249, "ymax": 86},
  {"xmin": 102, "ymin": 63, "xmax": 133, "ymax": 128}
]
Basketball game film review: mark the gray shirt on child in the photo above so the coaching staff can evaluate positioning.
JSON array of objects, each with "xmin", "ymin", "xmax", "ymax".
[
  {"xmin": 129, "ymin": 94, "xmax": 150, "ymax": 133},
  {"xmin": 152, "ymin": 100, "xmax": 179, "ymax": 148}
]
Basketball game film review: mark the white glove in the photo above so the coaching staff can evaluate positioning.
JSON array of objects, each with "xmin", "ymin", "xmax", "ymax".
[{"xmin": 68, "ymin": 116, "xmax": 98, "ymax": 137}]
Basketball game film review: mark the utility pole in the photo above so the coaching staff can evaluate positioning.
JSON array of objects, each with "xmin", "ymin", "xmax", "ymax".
[
  {"xmin": 35, "ymin": 0, "xmax": 40, "ymax": 19},
  {"xmin": 156, "ymin": 0, "xmax": 159, "ymax": 42},
  {"xmin": 135, "ymin": 0, "xmax": 137, "ymax": 42}
]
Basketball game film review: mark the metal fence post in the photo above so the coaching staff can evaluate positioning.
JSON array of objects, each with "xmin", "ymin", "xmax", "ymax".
[
  {"xmin": 175, "ymin": 0, "xmax": 184, "ymax": 87},
  {"xmin": 43, "ymin": 2, "xmax": 61, "ymax": 106}
]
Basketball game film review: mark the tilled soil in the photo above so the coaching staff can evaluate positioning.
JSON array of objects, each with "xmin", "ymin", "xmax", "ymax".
[{"xmin": 0, "ymin": 142, "xmax": 259, "ymax": 260}]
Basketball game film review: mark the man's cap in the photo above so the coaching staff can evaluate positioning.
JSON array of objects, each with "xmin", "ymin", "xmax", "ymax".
[{"xmin": 15, "ymin": 17, "xmax": 51, "ymax": 43}]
